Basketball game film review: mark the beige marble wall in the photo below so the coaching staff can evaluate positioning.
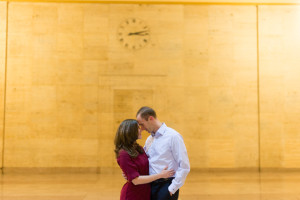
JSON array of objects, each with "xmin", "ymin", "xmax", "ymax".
[
  {"xmin": 183, "ymin": 5, "xmax": 258, "ymax": 169},
  {"xmin": 0, "ymin": 2, "xmax": 7, "ymax": 168},
  {"xmin": 5, "ymin": 2, "xmax": 107, "ymax": 169},
  {"xmin": 3, "ymin": 2, "xmax": 260, "ymax": 170},
  {"xmin": 259, "ymin": 5, "xmax": 300, "ymax": 169},
  {"xmin": 101, "ymin": 4, "xmax": 259, "ymax": 170},
  {"xmin": 3, "ymin": 1, "xmax": 300, "ymax": 171}
]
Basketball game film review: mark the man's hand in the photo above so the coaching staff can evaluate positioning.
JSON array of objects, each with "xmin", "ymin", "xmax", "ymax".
[{"xmin": 170, "ymin": 192, "xmax": 173, "ymax": 196}]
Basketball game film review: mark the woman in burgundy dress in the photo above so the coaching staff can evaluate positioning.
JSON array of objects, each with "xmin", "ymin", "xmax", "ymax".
[{"xmin": 114, "ymin": 119, "xmax": 175, "ymax": 200}]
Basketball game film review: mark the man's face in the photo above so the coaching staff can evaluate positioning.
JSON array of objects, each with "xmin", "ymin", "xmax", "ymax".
[
  {"xmin": 137, "ymin": 114, "xmax": 153, "ymax": 134},
  {"xmin": 137, "ymin": 126, "xmax": 142, "ymax": 139}
]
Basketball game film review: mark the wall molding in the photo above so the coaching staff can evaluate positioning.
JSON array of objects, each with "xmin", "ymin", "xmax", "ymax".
[
  {"xmin": 0, "ymin": 0, "xmax": 300, "ymax": 5},
  {"xmin": 2, "ymin": 167, "xmax": 100, "ymax": 174}
]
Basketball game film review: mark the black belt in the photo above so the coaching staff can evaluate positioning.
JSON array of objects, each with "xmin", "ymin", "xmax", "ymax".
[{"xmin": 152, "ymin": 177, "xmax": 174, "ymax": 184}]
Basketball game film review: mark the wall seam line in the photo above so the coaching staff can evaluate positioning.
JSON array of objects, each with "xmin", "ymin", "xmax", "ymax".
[
  {"xmin": 256, "ymin": 4, "xmax": 261, "ymax": 172},
  {"xmin": 2, "ymin": 0, "xmax": 9, "ymax": 174}
]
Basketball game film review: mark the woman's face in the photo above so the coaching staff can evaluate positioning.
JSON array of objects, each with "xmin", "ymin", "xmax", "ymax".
[{"xmin": 137, "ymin": 125, "xmax": 142, "ymax": 139}]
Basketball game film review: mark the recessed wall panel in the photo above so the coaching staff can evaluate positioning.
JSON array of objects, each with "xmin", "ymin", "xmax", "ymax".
[
  {"xmin": 259, "ymin": 5, "xmax": 300, "ymax": 169},
  {"xmin": 183, "ymin": 5, "xmax": 258, "ymax": 169},
  {"xmin": 4, "ymin": 2, "xmax": 108, "ymax": 169}
]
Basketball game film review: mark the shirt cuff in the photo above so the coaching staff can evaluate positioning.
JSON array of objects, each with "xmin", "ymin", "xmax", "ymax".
[{"xmin": 168, "ymin": 184, "xmax": 177, "ymax": 194}]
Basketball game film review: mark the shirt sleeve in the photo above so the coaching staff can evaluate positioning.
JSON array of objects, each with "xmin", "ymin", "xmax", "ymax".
[
  {"xmin": 168, "ymin": 134, "xmax": 190, "ymax": 194},
  {"xmin": 143, "ymin": 135, "xmax": 153, "ymax": 156},
  {"xmin": 118, "ymin": 150, "xmax": 140, "ymax": 182}
]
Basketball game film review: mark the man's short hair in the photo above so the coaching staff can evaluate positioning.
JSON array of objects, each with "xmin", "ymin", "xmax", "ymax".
[{"xmin": 136, "ymin": 106, "xmax": 157, "ymax": 120}]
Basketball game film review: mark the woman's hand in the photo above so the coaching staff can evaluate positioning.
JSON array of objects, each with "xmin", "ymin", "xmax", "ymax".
[
  {"xmin": 159, "ymin": 166, "xmax": 175, "ymax": 179},
  {"xmin": 122, "ymin": 172, "xmax": 128, "ymax": 181}
]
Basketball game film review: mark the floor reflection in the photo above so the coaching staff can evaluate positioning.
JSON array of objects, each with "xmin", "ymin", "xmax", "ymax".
[{"xmin": 0, "ymin": 171, "xmax": 299, "ymax": 199}]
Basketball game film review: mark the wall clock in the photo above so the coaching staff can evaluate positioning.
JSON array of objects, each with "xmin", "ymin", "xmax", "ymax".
[{"xmin": 117, "ymin": 18, "xmax": 150, "ymax": 50}]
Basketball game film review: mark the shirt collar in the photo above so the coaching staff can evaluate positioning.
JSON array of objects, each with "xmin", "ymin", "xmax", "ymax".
[{"xmin": 151, "ymin": 123, "xmax": 166, "ymax": 137}]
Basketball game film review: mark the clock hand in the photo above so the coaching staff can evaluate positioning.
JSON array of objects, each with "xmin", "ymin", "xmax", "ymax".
[{"xmin": 128, "ymin": 30, "xmax": 149, "ymax": 36}]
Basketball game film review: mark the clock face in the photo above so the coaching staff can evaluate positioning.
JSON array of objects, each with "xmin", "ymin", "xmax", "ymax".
[{"xmin": 117, "ymin": 18, "xmax": 150, "ymax": 50}]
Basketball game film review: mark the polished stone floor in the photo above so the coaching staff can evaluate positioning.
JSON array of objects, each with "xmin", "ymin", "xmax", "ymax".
[{"xmin": 0, "ymin": 171, "xmax": 300, "ymax": 199}]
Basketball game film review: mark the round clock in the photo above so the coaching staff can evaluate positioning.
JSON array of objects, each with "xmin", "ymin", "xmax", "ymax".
[{"xmin": 117, "ymin": 18, "xmax": 150, "ymax": 50}]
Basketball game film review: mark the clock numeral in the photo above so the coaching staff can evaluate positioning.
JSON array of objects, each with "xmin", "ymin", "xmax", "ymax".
[
  {"xmin": 125, "ymin": 43, "xmax": 128, "ymax": 47},
  {"xmin": 120, "ymin": 38, "xmax": 123, "ymax": 42},
  {"xmin": 132, "ymin": 19, "xmax": 136, "ymax": 23},
  {"xmin": 144, "ymin": 39, "xmax": 148, "ymax": 43}
]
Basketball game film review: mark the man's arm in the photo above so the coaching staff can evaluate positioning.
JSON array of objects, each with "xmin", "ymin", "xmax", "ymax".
[{"xmin": 168, "ymin": 134, "xmax": 190, "ymax": 194}]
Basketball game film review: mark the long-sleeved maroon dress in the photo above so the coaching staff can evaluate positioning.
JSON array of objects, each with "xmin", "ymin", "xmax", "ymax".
[{"xmin": 117, "ymin": 149, "xmax": 151, "ymax": 200}]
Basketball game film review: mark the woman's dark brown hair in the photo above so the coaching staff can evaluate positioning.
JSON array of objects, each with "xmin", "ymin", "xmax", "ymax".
[{"xmin": 114, "ymin": 119, "xmax": 144, "ymax": 158}]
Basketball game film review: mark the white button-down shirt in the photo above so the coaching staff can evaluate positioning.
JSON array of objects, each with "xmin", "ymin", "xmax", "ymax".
[{"xmin": 144, "ymin": 123, "xmax": 190, "ymax": 194}]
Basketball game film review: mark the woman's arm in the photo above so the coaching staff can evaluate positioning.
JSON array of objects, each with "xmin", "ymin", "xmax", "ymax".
[
  {"xmin": 132, "ymin": 166, "xmax": 174, "ymax": 185},
  {"xmin": 118, "ymin": 151, "xmax": 174, "ymax": 185}
]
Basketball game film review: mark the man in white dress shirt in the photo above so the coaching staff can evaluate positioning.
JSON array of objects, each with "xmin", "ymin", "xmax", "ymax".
[{"xmin": 136, "ymin": 106, "xmax": 190, "ymax": 200}]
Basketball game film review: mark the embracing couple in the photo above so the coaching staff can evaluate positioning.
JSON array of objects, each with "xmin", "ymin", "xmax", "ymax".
[{"xmin": 114, "ymin": 106, "xmax": 190, "ymax": 200}]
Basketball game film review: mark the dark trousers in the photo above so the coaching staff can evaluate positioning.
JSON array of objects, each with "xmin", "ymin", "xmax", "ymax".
[{"xmin": 151, "ymin": 178, "xmax": 179, "ymax": 200}]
